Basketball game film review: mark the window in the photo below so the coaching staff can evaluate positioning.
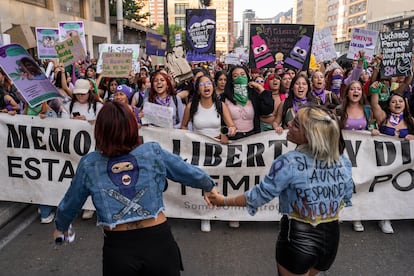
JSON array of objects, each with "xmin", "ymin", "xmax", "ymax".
[
  {"xmin": 175, "ymin": 3, "xmax": 188, "ymax": 15},
  {"xmin": 59, "ymin": 0, "xmax": 84, "ymax": 17},
  {"xmin": 175, "ymin": 17, "xmax": 185, "ymax": 29},
  {"xmin": 17, "ymin": 0, "xmax": 47, "ymax": 7},
  {"xmin": 92, "ymin": 0, "xmax": 106, "ymax": 23}
]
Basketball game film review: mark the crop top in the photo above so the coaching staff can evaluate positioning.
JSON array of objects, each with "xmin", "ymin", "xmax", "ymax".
[{"xmin": 379, "ymin": 125, "xmax": 409, "ymax": 138}]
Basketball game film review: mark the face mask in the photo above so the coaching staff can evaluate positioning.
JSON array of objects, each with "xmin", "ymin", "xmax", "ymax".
[
  {"xmin": 233, "ymin": 75, "xmax": 248, "ymax": 85},
  {"xmin": 331, "ymin": 74, "xmax": 343, "ymax": 95}
]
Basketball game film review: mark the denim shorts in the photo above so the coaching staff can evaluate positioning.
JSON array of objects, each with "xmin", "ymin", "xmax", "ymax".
[{"xmin": 276, "ymin": 215, "xmax": 340, "ymax": 274}]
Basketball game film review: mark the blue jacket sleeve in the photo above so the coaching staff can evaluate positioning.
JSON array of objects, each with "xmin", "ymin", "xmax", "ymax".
[
  {"xmin": 54, "ymin": 159, "xmax": 91, "ymax": 232},
  {"xmin": 160, "ymin": 146, "xmax": 215, "ymax": 192},
  {"xmin": 244, "ymin": 155, "xmax": 292, "ymax": 216}
]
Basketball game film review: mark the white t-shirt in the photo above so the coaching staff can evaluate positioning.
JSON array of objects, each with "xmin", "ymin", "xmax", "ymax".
[{"xmin": 62, "ymin": 101, "xmax": 103, "ymax": 121}]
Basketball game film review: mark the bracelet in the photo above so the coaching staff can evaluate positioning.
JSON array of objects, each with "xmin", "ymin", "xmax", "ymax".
[{"xmin": 223, "ymin": 197, "xmax": 228, "ymax": 206}]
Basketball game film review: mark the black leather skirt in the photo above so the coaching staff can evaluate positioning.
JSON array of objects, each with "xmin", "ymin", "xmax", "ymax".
[{"xmin": 276, "ymin": 215, "xmax": 340, "ymax": 274}]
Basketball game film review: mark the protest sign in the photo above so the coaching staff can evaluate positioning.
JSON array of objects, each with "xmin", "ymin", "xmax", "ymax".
[
  {"xmin": 54, "ymin": 35, "xmax": 86, "ymax": 67},
  {"xmin": 101, "ymin": 52, "xmax": 132, "ymax": 78},
  {"xmin": 146, "ymin": 33, "xmax": 167, "ymax": 57},
  {"xmin": 97, "ymin": 44, "xmax": 140, "ymax": 74},
  {"xmin": 347, "ymin": 28, "xmax": 378, "ymax": 62},
  {"xmin": 379, "ymin": 29, "xmax": 413, "ymax": 78},
  {"xmin": 0, "ymin": 44, "xmax": 60, "ymax": 107},
  {"xmin": 35, "ymin": 28, "xmax": 59, "ymax": 59},
  {"xmin": 141, "ymin": 102, "xmax": 174, "ymax": 128},
  {"xmin": 249, "ymin": 24, "xmax": 315, "ymax": 70},
  {"xmin": 58, "ymin": 21, "xmax": 87, "ymax": 52},
  {"xmin": 1, "ymin": 114, "xmax": 414, "ymax": 221},
  {"xmin": 312, "ymin": 27, "xmax": 337, "ymax": 63},
  {"xmin": 185, "ymin": 9, "xmax": 216, "ymax": 62}
]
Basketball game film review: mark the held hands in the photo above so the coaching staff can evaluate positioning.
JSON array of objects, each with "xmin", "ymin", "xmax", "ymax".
[
  {"xmin": 207, "ymin": 190, "xmax": 226, "ymax": 207},
  {"xmin": 203, "ymin": 187, "xmax": 219, "ymax": 207}
]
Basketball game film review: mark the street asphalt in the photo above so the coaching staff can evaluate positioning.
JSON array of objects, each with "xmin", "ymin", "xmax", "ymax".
[{"xmin": 0, "ymin": 210, "xmax": 413, "ymax": 276}]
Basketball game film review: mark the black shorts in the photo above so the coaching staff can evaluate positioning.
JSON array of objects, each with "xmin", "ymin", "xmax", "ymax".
[
  {"xmin": 103, "ymin": 221, "xmax": 183, "ymax": 276},
  {"xmin": 276, "ymin": 215, "xmax": 340, "ymax": 274}
]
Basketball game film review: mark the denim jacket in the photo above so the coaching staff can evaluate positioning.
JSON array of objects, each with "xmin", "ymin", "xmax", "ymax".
[
  {"xmin": 245, "ymin": 149, "xmax": 353, "ymax": 225},
  {"xmin": 55, "ymin": 142, "xmax": 215, "ymax": 231}
]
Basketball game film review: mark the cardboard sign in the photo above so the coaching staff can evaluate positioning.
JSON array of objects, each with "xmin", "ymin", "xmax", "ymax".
[
  {"xmin": 55, "ymin": 35, "xmax": 86, "ymax": 67},
  {"xmin": 101, "ymin": 52, "xmax": 132, "ymax": 78}
]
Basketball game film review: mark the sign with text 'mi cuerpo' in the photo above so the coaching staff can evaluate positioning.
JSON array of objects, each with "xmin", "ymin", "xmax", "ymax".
[
  {"xmin": 101, "ymin": 52, "xmax": 132, "ymax": 78},
  {"xmin": 1, "ymin": 113, "xmax": 414, "ymax": 221}
]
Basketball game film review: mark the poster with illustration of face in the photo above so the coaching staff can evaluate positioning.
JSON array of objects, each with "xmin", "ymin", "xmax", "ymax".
[
  {"xmin": 0, "ymin": 44, "xmax": 60, "ymax": 107},
  {"xmin": 185, "ymin": 9, "xmax": 216, "ymax": 62},
  {"xmin": 36, "ymin": 28, "xmax": 59, "ymax": 59},
  {"xmin": 58, "ymin": 21, "xmax": 87, "ymax": 52}
]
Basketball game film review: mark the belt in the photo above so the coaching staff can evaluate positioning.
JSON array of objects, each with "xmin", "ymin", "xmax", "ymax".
[{"xmin": 103, "ymin": 212, "xmax": 167, "ymax": 231}]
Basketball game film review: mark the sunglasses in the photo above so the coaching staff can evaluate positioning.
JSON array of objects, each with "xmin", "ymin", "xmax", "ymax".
[{"xmin": 199, "ymin": 81, "xmax": 212, "ymax": 87}]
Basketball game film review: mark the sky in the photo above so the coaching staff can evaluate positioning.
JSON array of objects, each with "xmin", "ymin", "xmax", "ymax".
[{"xmin": 233, "ymin": 0, "xmax": 294, "ymax": 22}]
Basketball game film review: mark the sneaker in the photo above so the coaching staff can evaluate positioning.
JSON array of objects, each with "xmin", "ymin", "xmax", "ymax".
[
  {"xmin": 352, "ymin": 220, "xmax": 364, "ymax": 232},
  {"xmin": 228, "ymin": 221, "xmax": 240, "ymax": 228},
  {"xmin": 40, "ymin": 212, "xmax": 55, "ymax": 224},
  {"xmin": 66, "ymin": 224, "xmax": 76, "ymax": 243},
  {"xmin": 378, "ymin": 220, "xmax": 394, "ymax": 234},
  {"xmin": 82, "ymin": 210, "xmax": 95, "ymax": 220},
  {"xmin": 201, "ymin": 220, "xmax": 211, "ymax": 232}
]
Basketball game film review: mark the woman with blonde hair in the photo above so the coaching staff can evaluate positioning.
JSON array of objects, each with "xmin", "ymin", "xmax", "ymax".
[{"xmin": 209, "ymin": 105, "xmax": 353, "ymax": 276}]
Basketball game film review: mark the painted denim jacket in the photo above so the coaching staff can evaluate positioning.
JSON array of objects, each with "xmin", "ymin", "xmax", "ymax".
[
  {"xmin": 55, "ymin": 142, "xmax": 215, "ymax": 231},
  {"xmin": 245, "ymin": 150, "xmax": 353, "ymax": 225}
]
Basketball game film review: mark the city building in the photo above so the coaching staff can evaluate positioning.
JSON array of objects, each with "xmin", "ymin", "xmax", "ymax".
[{"xmin": 0, "ymin": 0, "xmax": 111, "ymax": 58}]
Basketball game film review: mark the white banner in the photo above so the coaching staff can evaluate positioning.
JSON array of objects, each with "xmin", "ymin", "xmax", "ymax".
[{"xmin": 1, "ymin": 113, "xmax": 414, "ymax": 221}]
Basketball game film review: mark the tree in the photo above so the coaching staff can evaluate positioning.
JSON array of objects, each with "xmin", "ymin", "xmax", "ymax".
[
  {"xmin": 157, "ymin": 25, "xmax": 186, "ymax": 48},
  {"xmin": 109, "ymin": 0, "xmax": 150, "ymax": 23}
]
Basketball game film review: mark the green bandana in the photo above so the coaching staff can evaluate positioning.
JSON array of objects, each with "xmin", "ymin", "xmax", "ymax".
[{"xmin": 233, "ymin": 76, "xmax": 249, "ymax": 106}]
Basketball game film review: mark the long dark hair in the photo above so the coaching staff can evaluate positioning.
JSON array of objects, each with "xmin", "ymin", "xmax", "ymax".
[
  {"xmin": 189, "ymin": 75, "xmax": 221, "ymax": 121},
  {"xmin": 384, "ymin": 93, "xmax": 414, "ymax": 134},
  {"xmin": 223, "ymin": 65, "xmax": 251, "ymax": 105},
  {"xmin": 281, "ymin": 74, "xmax": 318, "ymax": 117}
]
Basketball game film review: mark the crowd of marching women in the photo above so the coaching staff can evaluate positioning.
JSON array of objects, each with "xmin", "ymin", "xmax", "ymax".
[{"xmin": 1, "ymin": 50, "xmax": 413, "ymax": 236}]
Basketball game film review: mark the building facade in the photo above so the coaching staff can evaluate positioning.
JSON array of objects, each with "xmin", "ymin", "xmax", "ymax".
[{"xmin": 0, "ymin": 0, "xmax": 111, "ymax": 58}]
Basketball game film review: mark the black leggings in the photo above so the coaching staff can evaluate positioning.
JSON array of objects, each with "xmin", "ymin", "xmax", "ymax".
[
  {"xmin": 276, "ymin": 215, "xmax": 340, "ymax": 274},
  {"xmin": 103, "ymin": 221, "xmax": 183, "ymax": 276}
]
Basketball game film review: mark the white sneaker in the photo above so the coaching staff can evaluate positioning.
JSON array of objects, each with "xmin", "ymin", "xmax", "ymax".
[
  {"xmin": 66, "ymin": 224, "xmax": 76, "ymax": 243},
  {"xmin": 82, "ymin": 210, "xmax": 95, "ymax": 220},
  {"xmin": 378, "ymin": 220, "xmax": 394, "ymax": 234},
  {"xmin": 228, "ymin": 221, "xmax": 240, "ymax": 228},
  {"xmin": 40, "ymin": 212, "xmax": 55, "ymax": 224},
  {"xmin": 201, "ymin": 220, "xmax": 211, "ymax": 232},
  {"xmin": 352, "ymin": 220, "xmax": 364, "ymax": 232}
]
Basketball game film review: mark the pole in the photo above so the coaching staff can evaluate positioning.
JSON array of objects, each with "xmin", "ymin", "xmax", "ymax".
[
  {"xmin": 164, "ymin": 0, "xmax": 170, "ymax": 50},
  {"xmin": 116, "ymin": 0, "xmax": 124, "ymax": 43}
]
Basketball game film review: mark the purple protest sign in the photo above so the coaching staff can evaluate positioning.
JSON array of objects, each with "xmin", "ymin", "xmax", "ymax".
[
  {"xmin": 35, "ymin": 28, "xmax": 59, "ymax": 59},
  {"xmin": 185, "ymin": 9, "xmax": 216, "ymax": 62},
  {"xmin": 0, "ymin": 44, "xmax": 60, "ymax": 108}
]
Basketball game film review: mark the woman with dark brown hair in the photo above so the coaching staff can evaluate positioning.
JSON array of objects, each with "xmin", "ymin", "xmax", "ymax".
[{"xmin": 54, "ymin": 101, "xmax": 217, "ymax": 276}]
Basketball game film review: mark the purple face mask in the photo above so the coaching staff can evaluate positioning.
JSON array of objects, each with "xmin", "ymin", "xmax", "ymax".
[{"xmin": 331, "ymin": 74, "xmax": 343, "ymax": 96}]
